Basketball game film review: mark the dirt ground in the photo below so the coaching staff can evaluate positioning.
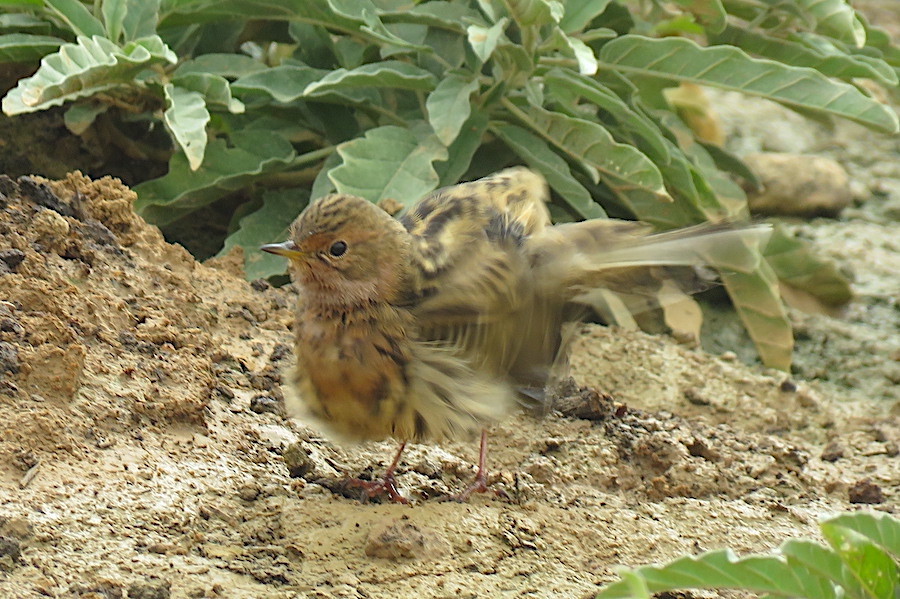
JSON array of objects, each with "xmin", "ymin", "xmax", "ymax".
[{"xmin": 1, "ymin": 47, "xmax": 899, "ymax": 599}]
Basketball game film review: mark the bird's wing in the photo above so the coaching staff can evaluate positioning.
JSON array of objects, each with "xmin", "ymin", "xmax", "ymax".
[{"xmin": 400, "ymin": 168, "xmax": 551, "ymax": 373}]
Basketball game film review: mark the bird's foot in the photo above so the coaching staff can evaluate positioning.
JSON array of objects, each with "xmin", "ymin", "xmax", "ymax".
[
  {"xmin": 447, "ymin": 470, "xmax": 509, "ymax": 502},
  {"xmin": 344, "ymin": 472, "xmax": 409, "ymax": 504}
]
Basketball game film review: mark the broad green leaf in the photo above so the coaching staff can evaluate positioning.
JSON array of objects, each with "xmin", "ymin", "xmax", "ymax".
[
  {"xmin": 174, "ymin": 54, "xmax": 268, "ymax": 79},
  {"xmin": 763, "ymin": 224, "xmax": 852, "ymax": 306},
  {"xmin": 233, "ymin": 65, "xmax": 326, "ymax": 102},
  {"xmin": 0, "ymin": 13, "xmax": 54, "ymax": 35},
  {"xmin": 220, "ymin": 188, "xmax": 310, "ymax": 280},
  {"xmin": 795, "ymin": 0, "xmax": 865, "ymax": 47},
  {"xmin": 671, "ymin": 0, "xmax": 726, "ymax": 34},
  {"xmin": 720, "ymin": 260, "xmax": 793, "ymax": 371},
  {"xmin": 159, "ymin": 0, "xmax": 358, "ymax": 30},
  {"xmin": 101, "ymin": 0, "xmax": 127, "ymax": 42},
  {"xmin": 122, "ymin": 0, "xmax": 160, "ymax": 41},
  {"xmin": 506, "ymin": 0, "xmax": 563, "ymax": 26},
  {"xmin": 163, "ymin": 84, "xmax": 210, "ymax": 171},
  {"xmin": 304, "ymin": 61, "xmax": 437, "ymax": 96},
  {"xmin": 821, "ymin": 522, "xmax": 897, "ymax": 599},
  {"xmin": 558, "ymin": 0, "xmax": 613, "ymax": 33},
  {"xmin": 548, "ymin": 27, "xmax": 597, "ymax": 75},
  {"xmin": 598, "ymin": 36, "xmax": 899, "ymax": 133},
  {"xmin": 595, "ymin": 549, "xmax": 834, "ymax": 599},
  {"xmin": 435, "ymin": 111, "xmax": 488, "ymax": 186},
  {"xmin": 697, "ymin": 141, "xmax": 761, "ymax": 190},
  {"xmin": 360, "ymin": 11, "xmax": 431, "ymax": 55},
  {"xmin": 467, "ymin": 18, "xmax": 508, "ymax": 62},
  {"xmin": 711, "ymin": 26, "xmax": 897, "ymax": 86},
  {"xmin": 781, "ymin": 540, "xmax": 870, "ymax": 599},
  {"xmin": 492, "ymin": 122, "xmax": 606, "ymax": 219},
  {"xmin": 426, "ymin": 74, "xmax": 478, "ymax": 146},
  {"xmin": 380, "ymin": 2, "xmax": 481, "ymax": 32},
  {"xmin": 173, "ymin": 72, "xmax": 245, "ymax": 113},
  {"xmin": 311, "ymin": 150, "xmax": 342, "ymax": 200},
  {"xmin": 329, "ymin": 124, "xmax": 448, "ymax": 205},
  {"xmin": 63, "ymin": 101, "xmax": 108, "ymax": 134},
  {"xmin": 0, "ymin": 33, "xmax": 63, "ymax": 62},
  {"xmin": 134, "ymin": 130, "xmax": 296, "ymax": 225},
  {"xmin": 515, "ymin": 103, "xmax": 670, "ymax": 205},
  {"xmin": 2, "ymin": 35, "xmax": 177, "ymax": 115},
  {"xmin": 46, "ymin": 0, "xmax": 105, "ymax": 37},
  {"xmin": 824, "ymin": 512, "xmax": 900, "ymax": 557}
]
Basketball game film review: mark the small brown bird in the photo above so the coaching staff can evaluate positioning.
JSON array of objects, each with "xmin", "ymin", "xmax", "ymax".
[{"xmin": 262, "ymin": 168, "xmax": 769, "ymax": 502}]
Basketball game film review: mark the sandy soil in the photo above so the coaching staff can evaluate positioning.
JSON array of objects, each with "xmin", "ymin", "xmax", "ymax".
[{"xmin": 1, "ymin": 67, "xmax": 899, "ymax": 599}]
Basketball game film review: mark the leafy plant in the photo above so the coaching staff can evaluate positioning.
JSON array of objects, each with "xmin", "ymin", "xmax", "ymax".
[
  {"xmin": 595, "ymin": 511, "xmax": 899, "ymax": 599},
  {"xmin": 2, "ymin": 0, "xmax": 898, "ymax": 370}
]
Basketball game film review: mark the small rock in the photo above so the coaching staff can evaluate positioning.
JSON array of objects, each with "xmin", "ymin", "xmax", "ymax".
[
  {"xmin": 283, "ymin": 443, "xmax": 315, "ymax": 478},
  {"xmin": 19, "ymin": 176, "xmax": 75, "ymax": 217},
  {"xmin": 249, "ymin": 394, "xmax": 281, "ymax": 415},
  {"xmin": 743, "ymin": 153, "xmax": 851, "ymax": 217},
  {"xmin": 779, "ymin": 379, "xmax": 797, "ymax": 393},
  {"xmin": 0, "ymin": 535, "xmax": 21, "ymax": 570},
  {"xmin": 0, "ymin": 342, "xmax": 20, "ymax": 374},
  {"xmin": 127, "ymin": 578, "xmax": 171, "ymax": 599},
  {"xmin": 31, "ymin": 209, "xmax": 70, "ymax": 252},
  {"xmin": 820, "ymin": 442, "xmax": 844, "ymax": 462},
  {"xmin": 365, "ymin": 517, "xmax": 450, "ymax": 560},
  {"xmin": 848, "ymin": 479, "xmax": 883, "ymax": 504},
  {"xmin": 0, "ymin": 249, "xmax": 25, "ymax": 271},
  {"xmin": 237, "ymin": 482, "xmax": 261, "ymax": 502},
  {"xmin": 250, "ymin": 278, "xmax": 271, "ymax": 292},
  {"xmin": 0, "ymin": 317, "xmax": 24, "ymax": 334}
]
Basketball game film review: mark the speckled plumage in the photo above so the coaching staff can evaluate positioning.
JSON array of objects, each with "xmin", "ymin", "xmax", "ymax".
[{"xmin": 264, "ymin": 168, "xmax": 770, "ymax": 448}]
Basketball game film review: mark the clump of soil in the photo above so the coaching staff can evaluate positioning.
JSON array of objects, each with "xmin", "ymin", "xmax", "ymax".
[{"xmin": 0, "ymin": 170, "xmax": 895, "ymax": 599}]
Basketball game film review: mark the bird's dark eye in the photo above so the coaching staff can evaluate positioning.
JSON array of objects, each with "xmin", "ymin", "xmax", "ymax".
[{"xmin": 329, "ymin": 240, "xmax": 348, "ymax": 257}]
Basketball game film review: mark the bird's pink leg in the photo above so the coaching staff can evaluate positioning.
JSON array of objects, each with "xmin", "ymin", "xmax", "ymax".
[
  {"xmin": 454, "ymin": 429, "xmax": 506, "ymax": 501},
  {"xmin": 346, "ymin": 441, "xmax": 409, "ymax": 504}
]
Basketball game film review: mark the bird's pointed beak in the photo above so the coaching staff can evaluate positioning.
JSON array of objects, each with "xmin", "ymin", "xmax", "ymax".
[{"xmin": 260, "ymin": 240, "xmax": 303, "ymax": 258}]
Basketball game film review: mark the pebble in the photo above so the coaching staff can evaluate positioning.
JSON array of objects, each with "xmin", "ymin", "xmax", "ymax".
[
  {"xmin": 848, "ymin": 478, "xmax": 884, "ymax": 504},
  {"xmin": 743, "ymin": 153, "xmax": 851, "ymax": 216},
  {"xmin": 364, "ymin": 517, "xmax": 451, "ymax": 560}
]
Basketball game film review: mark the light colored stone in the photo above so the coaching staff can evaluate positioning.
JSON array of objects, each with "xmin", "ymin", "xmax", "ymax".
[{"xmin": 744, "ymin": 153, "xmax": 852, "ymax": 216}]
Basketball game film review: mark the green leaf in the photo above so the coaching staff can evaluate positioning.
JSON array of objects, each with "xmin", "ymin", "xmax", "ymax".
[
  {"xmin": 821, "ymin": 521, "xmax": 897, "ymax": 599},
  {"xmin": 426, "ymin": 74, "xmax": 478, "ymax": 146},
  {"xmin": 304, "ymin": 61, "xmax": 437, "ymax": 96},
  {"xmin": 492, "ymin": 122, "xmax": 606, "ymax": 219},
  {"xmin": 711, "ymin": 26, "xmax": 897, "ymax": 86},
  {"xmin": 173, "ymin": 72, "xmax": 245, "ymax": 113},
  {"xmin": 506, "ymin": 0, "xmax": 563, "ymax": 27},
  {"xmin": 780, "ymin": 540, "xmax": 870, "ymax": 599},
  {"xmin": 435, "ymin": 111, "xmax": 488, "ymax": 186},
  {"xmin": 45, "ymin": 0, "xmax": 105, "ymax": 38},
  {"xmin": 174, "ymin": 54, "xmax": 268, "ymax": 79},
  {"xmin": 823, "ymin": 512, "xmax": 900, "ymax": 557},
  {"xmin": 2, "ymin": 35, "xmax": 177, "ymax": 115},
  {"xmin": 232, "ymin": 65, "xmax": 326, "ymax": 102},
  {"xmin": 671, "ymin": 0, "xmax": 726, "ymax": 34},
  {"xmin": 63, "ymin": 101, "xmax": 108, "ymax": 134},
  {"xmin": 596, "ymin": 549, "xmax": 835, "ymax": 599},
  {"xmin": 467, "ymin": 18, "xmax": 508, "ymax": 62},
  {"xmin": 720, "ymin": 260, "xmax": 793, "ymax": 371},
  {"xmin": 558, "ymin": 0, "xmax": 613, "ymax": 33},
  {"xmin": 122, "ymin": 0, "xmax": 160, "ymax": 41},
  {"xmin": 0, "ymin": 33, "xmax": 63, "ymax": 62},
  {"xmin": 163, "ymin": 84, "xmax": 210, "ymax": 171},
  {"xmin": 795, "ymin": 0, "xmax": 866, "ymax": 47},
  {"xmin": 101, "ymin": 0, "xmax": 127, "ymax": 42},
  {"xmin": 329, "ymin": 124, "xmax": 448, "ymax": 206},
  {"xmin": 134, "ymin": 130, "xmax": 296, "ymax": 225},
  {"xmin": 510, "ymin": 103, "xmax": 672, "ymax": 222},
  {"xmin": 763, "ymin": 224, "xmax": 852, "ymax": 306},
  {"xmin": 221, "ymin": 188, "xmax": 310, "ymax": 280},
  {"xmin": 598, "ymin": 35, "xmax": 899, "ymax": 133}
]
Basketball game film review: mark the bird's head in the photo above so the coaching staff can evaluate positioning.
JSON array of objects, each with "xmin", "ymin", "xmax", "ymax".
[{"xmin": 262, "ymin": 194, "xmax": 411, "ymax": 306}]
